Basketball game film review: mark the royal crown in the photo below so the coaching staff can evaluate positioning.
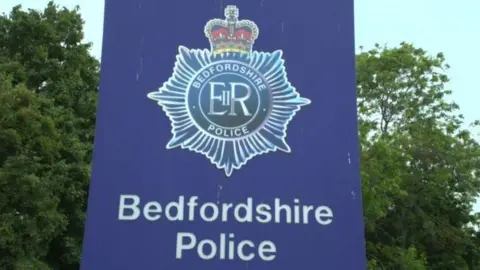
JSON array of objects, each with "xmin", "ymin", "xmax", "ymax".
[{"xmin": 204, "ymin": 5, "xmax": 259, "ymax": 55}]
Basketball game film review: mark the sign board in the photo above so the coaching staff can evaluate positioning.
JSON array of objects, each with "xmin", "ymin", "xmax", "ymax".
[{"xmin": 81, "ymin": 1, "xmax": 366, "ymax": 269}]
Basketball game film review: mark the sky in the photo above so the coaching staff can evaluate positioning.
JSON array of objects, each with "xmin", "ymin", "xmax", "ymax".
[{"xmin": 1, "ymin": 0, "xmax": 479, "ymax": 209}]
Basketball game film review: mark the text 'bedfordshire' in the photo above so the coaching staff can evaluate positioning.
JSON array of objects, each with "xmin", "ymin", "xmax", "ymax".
[{"xmin": 118, "ymin": 195, "xmax": 334, "ymax": 262}]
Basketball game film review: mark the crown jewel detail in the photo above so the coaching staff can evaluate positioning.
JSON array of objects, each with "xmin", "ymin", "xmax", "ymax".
[{"xmin": 204, "ymin": 5, "xmax": 259, "ymax": 55}]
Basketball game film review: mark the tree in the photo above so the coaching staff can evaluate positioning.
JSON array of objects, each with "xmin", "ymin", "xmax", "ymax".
[
  {"xmin": 357, "ymin": 43, "xmax": 480, "ymax": 269},
  {"xmin": 0, "ymin": 2, "xmax": 98, "ymax": 269}
]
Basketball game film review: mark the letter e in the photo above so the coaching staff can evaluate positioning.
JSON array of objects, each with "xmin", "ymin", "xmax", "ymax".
[
  {"xmin": 315, "ymin": 206, "xmax": 333, "ymax": 225},
  {"xmin": 258, "ymin": 241, "xmax": 277, "ymax": 261}
]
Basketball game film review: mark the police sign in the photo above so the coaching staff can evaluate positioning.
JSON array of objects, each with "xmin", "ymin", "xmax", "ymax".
[{"xmin": 81, "ymin": 1, "xmax": 366, "ymax": 269}]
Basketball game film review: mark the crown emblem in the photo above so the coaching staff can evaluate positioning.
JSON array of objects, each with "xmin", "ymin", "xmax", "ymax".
[{"xmin": 204, "ymin": 5, "xmax": 259, "ymax": 55}]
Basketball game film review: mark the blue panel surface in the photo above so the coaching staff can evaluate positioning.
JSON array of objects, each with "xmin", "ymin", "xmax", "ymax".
[{"xmin": 81, "ymin": 1, "xmax": 366, "ymax": 269}]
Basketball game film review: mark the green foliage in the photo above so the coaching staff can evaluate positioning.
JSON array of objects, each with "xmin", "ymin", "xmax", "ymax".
[
  {"xmin": 358, "ymin": 43, "xmax": 480, "ymax": 269},
  {"xmin": 0, "ymin": 2, "xmax": 479, "ymax": 269},
  {"xmin": 368, "ymin": 246, "xmax": 428, "ymax": 270},
  {"xmin": 0, "ymin": 2, "xmax": 98, "ymax": 269}
]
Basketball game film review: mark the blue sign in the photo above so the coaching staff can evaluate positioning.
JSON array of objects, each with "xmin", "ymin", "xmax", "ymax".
[{"xmin": 81, "ymin": 1, "xmax": 366, "ymax": 269}]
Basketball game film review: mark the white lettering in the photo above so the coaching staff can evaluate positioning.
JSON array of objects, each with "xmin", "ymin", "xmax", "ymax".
[
  {"xmin": 256, "ymin": 203, "xmax": 272, "ymax": 223},
  {"xmin": 234, "ymin": 198, "xmax": 253, "ymax": 222},
  {"xmin": 208, "ymin": 82, "xmax": 228, "ymax": 115},
  {"xmin": 120, "ymin": 195, "xmax": 334, "ymax": 262},
  {"xmin": 175, "ymin": 232, "xmax": 277, "ymax": 261},
  {"xmin": 176, "ymin": 232, "xmax": 196, "ymax": 259},
  {"xmin": 198, "ymin": 239, "xmax": 217, "ymax": 260},
  {"xmin": 207, "ymin": 81, "xmax": 252, "ymax": 116},
  {"xmin": 258, "ymin": 241, "xmax": 277, "ymax": 261},
  {"xmin": 207, "ymin": 125, "xmax": 250, "ymax": 138},
  {"xmin": 118, "ymin": 194, "xmax": 140, "ymax": 220},
  {"xmin": 221, "ymin": 203, "xmax": 233, "ymax": 222},
  {"xmin": 192, "ymin": 81, "xmax": 201, "ymax": 88},
  {"xmin": 165, "ymin": 196, "xmax": 184, "ymax": 221},
  {"xmin": 315, "ymin": 206, "xmax": 333, "ymax": 225},
  {"xmin": 117, "ymin": 195, "xmax": 334, "ymax": 225},
  {"xmin": 228, "ymin": 82, "xmax": 251, "ymax": 116},
  {"xmin": 191, "ymin": 64, "xmax": 268, "ymax": 91},
  {"xmin": 187, "ymin": 196, "xmax": 198, "ymax": 221},
  {"xmin": 237, "ymin": 240, "xmax": 255, "ymax": 261},
  {"xmin": 294, "ymin": 198, "xmax": 301, "ymax": 223},
  {"xmin": 200, "ymin": 202, "xmax": 220, "ymax": 222},
  {"xmin": 302, "ymin": 205, "xmax": 314, "ymax": 224},
  {"xmin": 143, "ymin": 201, "xmax": 162, "ymax": 221},
  {"xmin": 274, "ymin": 198, "xmax": 292, "ymax": 223}
]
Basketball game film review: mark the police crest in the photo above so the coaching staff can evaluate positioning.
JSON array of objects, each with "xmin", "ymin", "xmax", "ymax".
[{"xmin": 148, "ymin": 5, "xmax": 310, "ymax": 177}]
